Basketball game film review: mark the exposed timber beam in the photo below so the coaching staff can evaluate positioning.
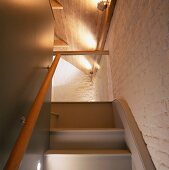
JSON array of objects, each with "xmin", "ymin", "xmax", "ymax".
[
  {"xmin": 53, "ymin": 50, "xmax": 109, "ymax": 55},
  {"xmin": 93, "ymin": 0, "xmax": 116, "ymax": 72},
  {"xmin": 50, "ymin": 0, "xmax": 63, "ymax": 10},
  {"xmin": 54, "ymin": 39, "xmax": 69, "ymax": 48},
  {"xmin": 97, "ymin": 0, "xmax": 117, "ymax": 50}
]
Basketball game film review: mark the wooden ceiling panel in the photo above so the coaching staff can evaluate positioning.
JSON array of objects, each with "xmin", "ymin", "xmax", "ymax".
[
  {"xmin": 53, "ymin": 11, "xmax": 67, "ymax": 41},
  {"xmin": 52, "ymin": 0, "xmax": 103, "ymax": 74},
  {"xmin": 51, "ymin": 0, "xmax": 63, "ymax": 10},
  {"xmin": 55, "ymin": 0, "xmax": 102, "ymax": 51},
  {"xmin": 52, "ymin": 0, "xmax": 116, "ymax": 74},
  {"xmin": 54, "ymin": 39, "xmax": 68, "ymax": 48}
]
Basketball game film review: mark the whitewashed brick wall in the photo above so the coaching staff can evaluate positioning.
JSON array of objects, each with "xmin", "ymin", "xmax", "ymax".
[
  {"xmin": 93, "ymin": 55, "xmax": 113, "ymax": 101},
  {"xmin": 105, "ymin": 0, "xmax": 169, "ymax": 169},
  {"xmin": 52, "ymin": 58, "xmax": 110, "ymax": 102},
  {"xmin": 52, "ymin": 58, "xmax": 95, "ymax": 101}
]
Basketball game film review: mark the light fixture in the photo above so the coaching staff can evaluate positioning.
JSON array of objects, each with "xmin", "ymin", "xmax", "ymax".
[
  {"xmin": 37, "ymin": 161, "xmax": 41, "ymax": 170},
  {"xmin": 97, "ymin": 1, "xmax": 108, "ymax": 11}
]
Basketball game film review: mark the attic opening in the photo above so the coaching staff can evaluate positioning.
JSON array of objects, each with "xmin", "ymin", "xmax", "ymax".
[{"xmin": 51, "ymin": 0, "xmax": 115, "ymax": 102}]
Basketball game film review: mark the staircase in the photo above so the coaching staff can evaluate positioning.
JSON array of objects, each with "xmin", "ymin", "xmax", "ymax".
[{"xmin": 44, "ymin": 102, "xmax": 132, "ymax": 170}]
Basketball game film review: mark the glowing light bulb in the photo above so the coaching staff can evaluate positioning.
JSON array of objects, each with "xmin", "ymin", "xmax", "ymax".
[{"xmin": 37, "ymin": 162, "xmax": 41, "ymax": 170}]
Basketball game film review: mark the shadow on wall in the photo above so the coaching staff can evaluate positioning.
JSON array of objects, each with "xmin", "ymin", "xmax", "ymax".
[{"xmin": 0, "ymin": 0, "xmax": 54, "ymax": 169}]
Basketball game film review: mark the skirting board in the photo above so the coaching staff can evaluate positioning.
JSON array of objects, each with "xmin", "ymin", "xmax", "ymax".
[{"xmin": 112, "ymin": 99, "xmax": 156, "ymax": 170}]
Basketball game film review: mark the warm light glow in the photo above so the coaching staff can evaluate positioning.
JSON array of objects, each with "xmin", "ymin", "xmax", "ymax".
[
  {"xmin": 77, "ymin": 25, "xmax": 97, "ymax": 49},
  {"xmin": 89, "ymin": 0, "xmax": 101, "ymax": 8},
  {"xmin": 38, "ymin": 31, "xmax": 53, "ymax": 49},
  {"xmin": 71, "ymin": 15, "xmax": 97, "ymax": 50},
  {"xmin": 94, "ymin": 62, "xmax": 101, "ymax": 69},
  {"xmin": 88, "ymin": 0, "xmax": 111, "ymax": 8},
  {"xmin": 81, "ymin": 31, "xmax": 97, "ymax": 49},
  {"xmin": 10, "ymin": 0, "xmax": 38, "ymax": 7},
  {"xmin": 37, "ymin": 162, "xmax": 41, "ymax": 170},
  {"xmin": 52, "ymin": 58, "xmax": 80, "ymax": 87},
  {"xmin": 79, "ymin": 56, "xmax": 93, "ymax": 70}
]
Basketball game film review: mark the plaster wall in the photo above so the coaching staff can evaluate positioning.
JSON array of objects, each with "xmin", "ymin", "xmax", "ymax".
[
  {"xmin": 93, "ymin": 55, "xmax": 113, "ymax": 101},
  {"xmin": 0, "ymin": 1, "xmax": 54, "ymax": 169},
  {"xmin": 52, "ymin": 58, "xmax": 95, "ymax": 101}
]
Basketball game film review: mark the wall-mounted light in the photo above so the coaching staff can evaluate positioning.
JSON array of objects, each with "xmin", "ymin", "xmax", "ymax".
[
  {"xmin": 97, "ymin": 1, "xmax": 108, "ymax": 11},
  {"xmin": 37, "ymin": 161, "xmax": 41, "ymax": 170}
]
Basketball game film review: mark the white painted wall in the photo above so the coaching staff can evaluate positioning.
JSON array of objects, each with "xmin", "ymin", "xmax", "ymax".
[
  {"xmin": 52, "ymin": 58, "xmax": 110, "ymax": 102},
  {"xmin": 105, "ymin": 0, "xmax": 169, "ymax": 169},
  {"xmin": 52, "ymin": 58, "xmax": 94, "ymax": 101},
  {"xmin": 93, "ymin": 55, "xmax": 113, "ymax": 101}
]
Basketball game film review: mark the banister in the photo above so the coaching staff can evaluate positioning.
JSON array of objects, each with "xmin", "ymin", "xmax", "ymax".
[
  {"xmin": 113, "ymin": 99, "xmax": 156, "ymax": 170},
  {"xmin": 4, "ymin": 53, "xmax": 60, "ymax": 170}
]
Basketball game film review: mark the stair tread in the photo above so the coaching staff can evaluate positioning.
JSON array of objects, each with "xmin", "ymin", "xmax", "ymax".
[
  {"xmin": 50, "ymin": 128, "xmax": 124, "ymax": 133},
  {"xmin": 46, "ymin": 149, "xmax": 130, "ymax": 155}
]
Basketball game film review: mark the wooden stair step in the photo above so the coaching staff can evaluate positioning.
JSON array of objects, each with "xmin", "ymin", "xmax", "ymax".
[
  {"xmin": 50, "ymin": 128, "xmax": 124, "ymax": 133},
  {"xmin": 46, "ymin": 149, "xmax": 130, "ymax": 156}
]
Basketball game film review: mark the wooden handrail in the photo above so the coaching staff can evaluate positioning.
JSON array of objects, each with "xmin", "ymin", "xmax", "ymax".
[
  {"xmin": 4, "ymin": 53, "xmax": 60, "ymax": 170},
  {"xmin": 113, "ymin": 99, "xmax": 156, "ymax": 170}
]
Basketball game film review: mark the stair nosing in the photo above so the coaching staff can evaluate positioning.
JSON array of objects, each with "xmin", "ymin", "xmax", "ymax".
[
  {"xmin": 50, "ymin": 128, "xmax": 124, "ymax": 133},
  {"xmin": 45, "ymin": 149, "xmax": 130, "ymax": 156}
]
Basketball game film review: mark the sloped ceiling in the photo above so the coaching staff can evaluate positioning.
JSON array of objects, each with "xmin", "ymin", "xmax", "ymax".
[{"xmin": 51, "ymin": 0, "xmax": 113, "ymax": 74}]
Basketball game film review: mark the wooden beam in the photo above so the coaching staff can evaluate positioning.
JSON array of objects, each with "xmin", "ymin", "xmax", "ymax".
[
  {"xmin": 93, "ymin": 0, "xmax": 116, "ymax": 73},
  {"xmin": 53, "ymin": 50, "xmax": 109, "ymax": 55},
  {"xmin": 50, "ymin": 0, "xmax": 63, "ymax": 10},
  {"xmin": 54, "ymin": 39, "xmax": 69, "ymax": 48},
  {"xmin": 97, "ymin": 0, "xmax": 117, "ymax": 50}
]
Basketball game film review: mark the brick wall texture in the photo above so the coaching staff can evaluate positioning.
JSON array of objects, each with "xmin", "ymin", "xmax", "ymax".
[
  {"xmin": 105, "ymin": 0, "xmax": 169, "ymax": 169},
  {"xmin": 52, "ymin": 58, "xmax": 110, "ymax": 102},
  {"xmin": 52, "ymin": 58, "xmax": 95, "ymax": 101},
  {"xmin": 93, "ymin": 55, "xmax": 113, "ymax": 101}
]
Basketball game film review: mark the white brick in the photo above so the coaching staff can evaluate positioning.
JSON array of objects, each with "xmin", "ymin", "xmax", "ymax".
[
  {"xmin": 105, "ymin": 0, "xmax": 169, "ymax": 169},
  {"xmin": 52, "ymin": 57, "xmax": 111, "ymax": 102}
]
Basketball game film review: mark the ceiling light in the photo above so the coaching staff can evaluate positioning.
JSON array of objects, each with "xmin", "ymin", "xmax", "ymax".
[{"xmin": 97, "ymin": 1, "xmax": 108, "ymax": 11}]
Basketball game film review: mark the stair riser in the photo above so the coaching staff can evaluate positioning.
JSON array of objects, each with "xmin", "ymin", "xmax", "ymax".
[
  {"xmin": 45, "ymin": 155, "xmax": 131, "ymax": 170},
  {"xmin": 50, "ymin": 131, "xmax": 126, "ymax": 150},
  {"xmin": 51, "ymin": 103, "xmax": 115, "ymax": 128}
]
